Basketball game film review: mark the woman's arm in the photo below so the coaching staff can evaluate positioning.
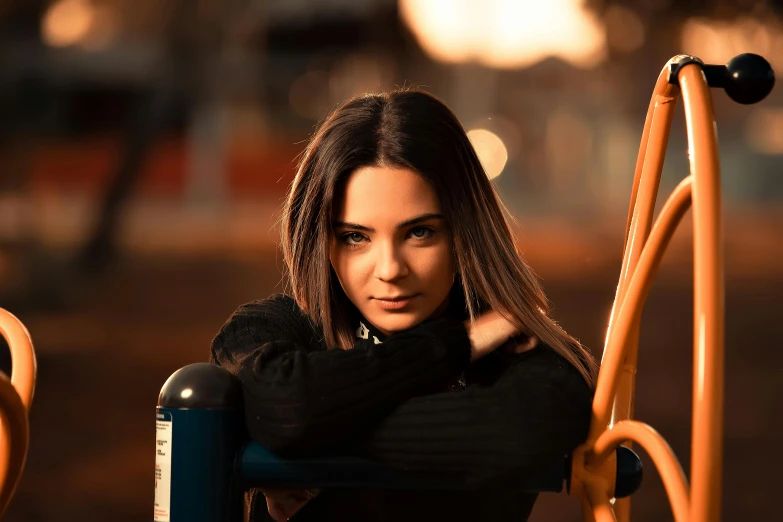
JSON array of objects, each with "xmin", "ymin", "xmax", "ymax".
[
  {"xmin": 209, "ymin": 294, "xmax": 472, "ymax": 456},
  {"xmin": 347, "ymin": 347, "xmax": 593, "ymax": 488}
]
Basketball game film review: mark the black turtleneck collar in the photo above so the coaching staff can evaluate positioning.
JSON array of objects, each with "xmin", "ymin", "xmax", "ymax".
[
  {"xmin": 355, "ymin": 319, "xmax": 386, "ymax": 345},
  {"xmin": 355, "ymin": 289, "xmax": 467, "ymax": 345}
]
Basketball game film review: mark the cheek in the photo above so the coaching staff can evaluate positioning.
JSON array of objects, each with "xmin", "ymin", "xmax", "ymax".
[
  {"xmin": 415, "ymin": 245, "xmax": 455, "ymax": 285},
  {"xmin": 330, "ymin": 250, "xmax": 369, "ymax": 293}
]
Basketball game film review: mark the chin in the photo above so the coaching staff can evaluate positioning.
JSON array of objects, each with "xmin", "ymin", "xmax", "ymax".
[{"xmin": 370, "ymin": 313, "xmax": 424, "ymax": 334}]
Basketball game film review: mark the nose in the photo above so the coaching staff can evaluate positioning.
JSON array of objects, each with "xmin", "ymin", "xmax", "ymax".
[{"xmin": 373, "ymin": 241, "xmax": 409, "ymax": 282}]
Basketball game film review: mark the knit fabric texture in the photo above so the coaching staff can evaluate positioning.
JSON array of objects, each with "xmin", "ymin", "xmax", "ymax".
[{"xmin": 210, "ymin": 294, "xmax": 592, "ymax": 521}]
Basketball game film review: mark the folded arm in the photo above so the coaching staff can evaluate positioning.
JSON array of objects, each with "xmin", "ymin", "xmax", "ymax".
[
  {"xmin": 210, "ymin": 295, "xmax": 472, "ymax": 456},
  {"xmin": 349, "ymin": 348, "xmax": 593, "ymax": 488}
]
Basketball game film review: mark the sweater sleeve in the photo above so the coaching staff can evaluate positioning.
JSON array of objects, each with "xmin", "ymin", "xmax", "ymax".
[
  {"xmin": 348, "ymin": 347, "xmax": 593, "ymax": 488},
  {"xmin": 209, "ymin": 294, "xmax": 472, "ymax": 456}
]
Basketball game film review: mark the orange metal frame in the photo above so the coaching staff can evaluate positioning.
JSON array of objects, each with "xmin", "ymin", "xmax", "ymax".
[
  {"xmin": 0, "ymin": 308, "xmax": 37, "ymax": 518},
  {"xmin": 569, "ymin": 57, "xmax": 726, "ymax": 522}
]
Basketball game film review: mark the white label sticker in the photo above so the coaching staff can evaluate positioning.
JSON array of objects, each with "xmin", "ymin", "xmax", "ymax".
[{"xmin": 154, "ymin": 412, "xmax": 173, "ymax": 522}]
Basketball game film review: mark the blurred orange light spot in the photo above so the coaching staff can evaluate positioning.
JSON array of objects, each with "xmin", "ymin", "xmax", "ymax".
[
  {"xmin": 399, "ymin": 0, "xmax": 607, "ymax": 69},
  {"xmin": 42, "ymin": 0, "xmax": 94, "ymax": 48},
  {"xmin": 467, "ymin": 129, "xmax": 508, "ymax": 179}
]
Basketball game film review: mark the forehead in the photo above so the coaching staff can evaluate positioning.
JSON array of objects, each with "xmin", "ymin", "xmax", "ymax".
[{"xmin": 334, "ymin": 166, "xmax": 441, "ymax": 220}]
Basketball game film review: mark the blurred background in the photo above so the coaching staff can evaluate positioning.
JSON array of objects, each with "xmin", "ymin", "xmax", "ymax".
[{"xmin": 0, "ymin": 0, "xmax": 781, "ymax": 520}]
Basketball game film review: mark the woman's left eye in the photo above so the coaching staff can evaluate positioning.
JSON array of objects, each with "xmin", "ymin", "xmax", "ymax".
[{"xmin": 409, "ymin": 226, "xmax": 434, "ymax": 240}]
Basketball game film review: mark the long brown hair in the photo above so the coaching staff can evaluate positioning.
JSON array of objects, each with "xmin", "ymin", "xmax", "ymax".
[{"xmin": 281, "ymin": 89, "xmax": 597, "ymax": 386}]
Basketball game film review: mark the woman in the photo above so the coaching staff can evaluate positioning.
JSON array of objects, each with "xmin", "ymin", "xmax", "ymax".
[{"xmin": 210, "ymin": 89, "xmax": 597, "ymax": 521}]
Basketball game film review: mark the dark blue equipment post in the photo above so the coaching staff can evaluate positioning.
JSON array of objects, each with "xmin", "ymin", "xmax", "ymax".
[{"xmin": 155, "ymin": 363, "xmax": 245, "ymax": 522}]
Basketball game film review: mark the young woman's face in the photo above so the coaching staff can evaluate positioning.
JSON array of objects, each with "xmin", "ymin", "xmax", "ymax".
[{"xmin": 330, "ymin": 165, "xmax": 456, "ymax": 336}]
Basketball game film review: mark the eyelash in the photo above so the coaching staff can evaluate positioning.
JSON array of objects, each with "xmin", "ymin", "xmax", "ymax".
[{"xmin": 339, "ymin": 227, "xmax": 436, "ymax": 248}]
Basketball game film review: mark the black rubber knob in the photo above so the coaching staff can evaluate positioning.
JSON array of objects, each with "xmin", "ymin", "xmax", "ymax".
[
  {"xmin": 723, "ymin": 53, "xmax": 775, "ymax": 105},
  {"xmin": 158, "ymin": 362, "xmax": 242, "ymax": 409},
  {"xmin": 614, "ymin": 445, "xmax": 643, "ymax": 498}
]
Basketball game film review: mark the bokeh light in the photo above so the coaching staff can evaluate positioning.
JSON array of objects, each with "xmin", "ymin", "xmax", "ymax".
[
  {"xmin": 467, "ymin": 129, "xmax": 508, "ymax": 179},
  {"xmin": 42, "ymin": 0, "xmax": 95, "ymax": 48},
  {"xmin": 42, "ymin": 0, "xmax": 117, "ymax": 50},
  {"xmin": 399, "ymin": 0, "xmax": 607, "ymax": 69}
]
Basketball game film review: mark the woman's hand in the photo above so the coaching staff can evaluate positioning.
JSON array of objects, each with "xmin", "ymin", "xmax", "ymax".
[
  {"xmin": 262, "ymin": 488, "xmax": 320, "ymax": 521},
  {"xmin": 464, "ymin": 310, "xmax": 528, "ymax": 361},
  {"xmin": 503, "ymin": 334, "xmax": 539, "ymax": 355}
]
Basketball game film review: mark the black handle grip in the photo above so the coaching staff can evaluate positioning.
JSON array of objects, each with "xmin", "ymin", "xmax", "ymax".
[{"xmin": 668, "ymin": 53, "xmax": 775, "ymax": 105}]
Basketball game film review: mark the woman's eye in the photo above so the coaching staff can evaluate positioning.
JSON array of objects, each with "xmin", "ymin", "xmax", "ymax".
[
  {"xmin": 342, "ymin": 232, "xmax": 365, "ymax": 245},
  {"xmin": 409, "ymin": 227, "xmax": 434, "ymax": 240}
]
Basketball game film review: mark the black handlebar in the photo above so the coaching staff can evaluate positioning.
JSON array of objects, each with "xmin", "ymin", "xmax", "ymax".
[{"xmin": 668, "ymin": 53, "xmax": 775, "ymax": 105}]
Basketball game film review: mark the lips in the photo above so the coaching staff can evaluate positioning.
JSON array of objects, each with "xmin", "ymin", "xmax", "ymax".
[
  {"xmin": 373, "ymin": 294, "xmax": 419, "ymax": 310},
  {"xmin": 374, "ymin": 295, "xmax": 415, "ymax": 301}
]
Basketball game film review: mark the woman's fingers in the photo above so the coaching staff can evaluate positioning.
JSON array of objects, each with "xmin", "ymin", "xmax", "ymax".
[
  {"xmin": 265, "ymin": 497, "xmax": 307, "ymax": 521},
  {"xmin": 504, "ymin": 335, "xmax": 539, "ymax": 354},
  {"xmin": 262, "ymin": 489, "xmax": 320, "ymax": 521},
  {"xmin": 261, "ymin": 488, "xmax": 320, "ymax": 502},
  {"xmin": 265, "ymin": 498, "xmax": 290, "ymax": 522}
]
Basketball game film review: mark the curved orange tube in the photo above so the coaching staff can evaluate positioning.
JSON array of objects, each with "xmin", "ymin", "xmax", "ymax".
[
  {"xmin": 0, "ymin": 307, "xmax": 37, "ymax": 516},
  {"xmin": 592, "ymin": 421, "xmax": 690, "ymax": 522},
  {"xmin": 604, "ymin": 64, "xmax": 681, "ymax": 521},
  {"xmin": 679, "ymin": 62, "xmax": 725, "ymax": 522},
  {"xmin": 591, "ymin": 177, "xmax": 693, "ymax": 440},
  {"xmin": 0, "ymin": 308, "xmax": 37, "ymax": 410},
  {"xmin": 0, "ymin": 374, "xmax": 29, "ymax": 517},
  {"xmin": 574, "ymin": 55, "xmax": 728, "ymax": 522}
]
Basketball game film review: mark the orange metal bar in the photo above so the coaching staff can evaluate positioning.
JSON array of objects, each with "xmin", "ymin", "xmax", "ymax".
[
  {"xmin": 0, "ymin": 375, "xmax": 29, "ymax": 518},
  {"xmin": 590, "ymin": 176, "xmax": 693, "ymax": 441},
  {"xmin": 610, "ymin": 72, "xmax": 679, "ymax": 409},
  {"xmin": 618, "ymin": 66, "xmax": 681, "ymax": 270},
  {"xmin": 0, "ymin": 308, "xmax": 37, "ymax": 516},
  {"xmin": 576, "ymin": 55, "xmax": 729, "ymax": 522},
  {"xmin": 586, "ymin": 486, "xmax": 617, "ymax": 522},
  {"xmin": 592, "ymin": 421, "xmax": 690, "ymax": 522},
  {"xmin": 608, "ymin": 71, "xmax": 679, "ymax": 522},
  {"xmin": 579, "ymin": 178, "xmax": 692, "ymax": 520},
  {"xmin": 678, "ymin": 64, "xmax": 725, "ymax": 522},
  {"xmin": 0, "ymin": 308, "xmax": 37, "ymax": 409}
]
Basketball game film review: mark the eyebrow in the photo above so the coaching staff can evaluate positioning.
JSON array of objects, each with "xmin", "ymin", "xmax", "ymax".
[{"xmin": 333, "ymin": 213, "xmax": 444, "ymax": 232}]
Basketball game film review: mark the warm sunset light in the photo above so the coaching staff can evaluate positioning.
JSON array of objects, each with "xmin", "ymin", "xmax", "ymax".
[{"xmin": 399, "ymin": 0, "xmax": 607, "ymax": 69}]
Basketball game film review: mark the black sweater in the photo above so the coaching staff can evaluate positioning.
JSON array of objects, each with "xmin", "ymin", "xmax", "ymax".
[{"xmin": 210, "ymin": 294, "xmax": 593, "ymax": 521}]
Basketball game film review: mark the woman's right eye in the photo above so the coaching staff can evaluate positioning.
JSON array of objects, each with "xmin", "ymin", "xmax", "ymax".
[{"xmin": 341, "ymin": 232, "xmax": 366, "ymax": 246}]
